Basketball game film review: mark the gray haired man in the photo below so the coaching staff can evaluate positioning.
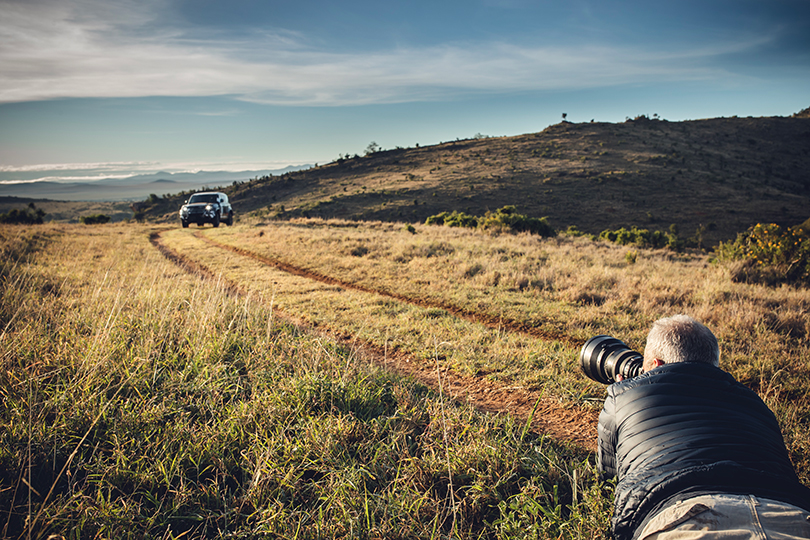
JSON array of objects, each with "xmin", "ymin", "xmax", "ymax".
[{"xmin": 598, "ymin": 314, "xmax": 810, "ymax": 539}]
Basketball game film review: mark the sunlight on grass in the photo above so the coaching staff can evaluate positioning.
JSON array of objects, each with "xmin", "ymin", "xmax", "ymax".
[
  {"xmin": 0, "ymin": 223, "xmax": 613, "ymax": 539},
  {"xmin": 2, "ymin": 219, "xmax": 808, "ymax": 537},
  {"xmin": 195, "ymin": 218, "xmax": 810, "ymax": 480}
]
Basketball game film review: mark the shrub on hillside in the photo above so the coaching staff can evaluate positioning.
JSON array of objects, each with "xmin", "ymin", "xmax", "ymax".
[
  {"xmin": 599, "ymin": 225, "xmax": 682, "ymax": 251},
  {"xmin": 424, "ymin": 211, "xmax": 449, "ymax": 226},
  {"xmin": 714, "ymin": 223, "xmax": 810, "ymax": 285},
  {"xmin": 445, "ymin": 210, "xmax": 479, "ymax": 228},
  {"xmin": 0, "ymin": 204, "xmax": 45, "ymax": 224},
  {"xmin": 425, "ymin": 210, "xmax": 479, "ymax": 228},
  {"xmin": 425, "ymin": 206, "xmax": 555, "ymax": 237},
  {"xmin": 479, "ymin": 206, "xmax": 555, "ymax": 237},
  {"xmin": 79, "ymin": 214, "xmax": 111, "ymax": 225}
]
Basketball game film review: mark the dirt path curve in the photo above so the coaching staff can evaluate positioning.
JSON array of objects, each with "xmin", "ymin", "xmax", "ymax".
[
  {"xmin": 150, "ymin": 231, "xmax": 599, "ymax": 451},
  {"xmin": 196, "ymin": 232, "xmax": 580, "ymax": 347}
]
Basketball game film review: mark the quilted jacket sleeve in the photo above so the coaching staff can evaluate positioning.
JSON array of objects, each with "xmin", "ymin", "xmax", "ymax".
[{"xmin": 597, "ymin": 387, "xmax": 618, "ymax": 480}]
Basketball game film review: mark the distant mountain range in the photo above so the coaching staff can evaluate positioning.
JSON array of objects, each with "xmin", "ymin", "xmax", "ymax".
[{"xmin": 0, "ymin": 166, "xmax": 310, "ymax": 202}]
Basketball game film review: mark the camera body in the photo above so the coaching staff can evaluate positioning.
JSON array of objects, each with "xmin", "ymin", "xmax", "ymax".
[{"xmin": 579, "ymin": 335, "xmax": 644, "ymax": 384}]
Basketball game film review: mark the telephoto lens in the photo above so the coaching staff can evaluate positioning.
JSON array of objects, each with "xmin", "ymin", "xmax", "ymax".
[{"xmin": 579, "ymin": 335, "xmax": 644, "ymax": 384}]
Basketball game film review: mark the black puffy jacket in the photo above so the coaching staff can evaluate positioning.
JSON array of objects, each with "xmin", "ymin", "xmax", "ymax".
[{"xmin": 597, "ymin": 361, "xmax": 810, "ymax": 540}]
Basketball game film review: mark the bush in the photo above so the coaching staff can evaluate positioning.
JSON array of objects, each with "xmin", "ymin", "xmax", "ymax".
[
  {"xmin": 425, "ymin": 206, "xmax": 555, "ymax": 237},
  {"xmin": 562, "ymin": 225, "xmax": 597, "ymax": 241},
  {"xmin": 444, "ymin": 210, "xmax": 479, "ymax": 228},
  {"xmin": 425, "ymin": 211, "xmax": 450, "ymax": 226},
  {"xmin": 79, "ymin": 214, "xmax": 111, "ymax": 225},
  {"xmin": 714, "ymin": 223, "xmax": 810, "ymax": 285},
  {"xmin": 425, "ymin": 210, "xmax": 478, "ymax": 228},
  {"xmin": 599, "ymin": 226, "xmax": 681, "ymax": 250},
  {"xmin": 0, "ymin": 205, "xmax": 45, "ymax": 224},
  {"xmin": 480, "ymin": 206, "xmax": 555, "ymax": 237}
]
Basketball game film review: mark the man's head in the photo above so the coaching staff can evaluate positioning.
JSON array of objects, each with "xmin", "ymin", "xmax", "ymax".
[{"xmin": 643, "ymin": 314, "xmax": 720, "ymax": 372}]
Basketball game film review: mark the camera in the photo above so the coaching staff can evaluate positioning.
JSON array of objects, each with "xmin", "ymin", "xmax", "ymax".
[{"xmin": 579, "ymin": 335, "xmax": 644, "ymax": 384}]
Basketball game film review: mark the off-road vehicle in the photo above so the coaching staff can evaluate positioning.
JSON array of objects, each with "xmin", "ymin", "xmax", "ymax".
[{"xmin": 179, "ymin": 192, "xmax": 234, "ymax": 228}]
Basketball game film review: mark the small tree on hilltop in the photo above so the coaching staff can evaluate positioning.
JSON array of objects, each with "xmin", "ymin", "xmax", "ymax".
[{"xmin": 365, "ymin": 141, "xmax": 381, "ymax": 155}]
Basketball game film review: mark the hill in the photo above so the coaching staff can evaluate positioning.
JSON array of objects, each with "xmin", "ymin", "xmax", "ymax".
[{"xmin": 137, "ymin": 112, "xmax": 810, "ymax": 246}]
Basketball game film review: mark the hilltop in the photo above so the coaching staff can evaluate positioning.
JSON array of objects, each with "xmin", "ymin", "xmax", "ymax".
[{"xmin": 131, "ymin": 111, "xmax": 810, "ymax": 246}]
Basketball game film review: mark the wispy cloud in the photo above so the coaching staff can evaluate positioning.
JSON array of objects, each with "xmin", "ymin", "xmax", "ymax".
[
  {"xmin": 0, "ymin": 161, "xmax": 157, "ymax": 173},
  {"xmin": 0, "ymin": 0, "xmax": 770, "ymax": 106}
]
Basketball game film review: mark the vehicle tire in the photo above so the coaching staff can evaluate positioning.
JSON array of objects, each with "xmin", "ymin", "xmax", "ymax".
[
  {"xmin": 213, "ymin": 214, "xmax": 220, "ymax": 228},
  {"xmin": 181, "ymin": 220, "xmax": 189, "ymax": 228},
  {"xmin": 226, "ymin": 212, "xmax": 233, "ymax": 226}
]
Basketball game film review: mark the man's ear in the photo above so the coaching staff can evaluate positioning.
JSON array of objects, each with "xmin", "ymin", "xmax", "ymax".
[{"xmin": 643, "ymin": 357, "xmax": 665, "ymax": 372}]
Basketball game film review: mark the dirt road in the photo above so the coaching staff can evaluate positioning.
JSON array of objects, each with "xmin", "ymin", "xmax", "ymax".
[{"xmin": 151, "ymin": 230, "xmax": 600, "ymax": 451}]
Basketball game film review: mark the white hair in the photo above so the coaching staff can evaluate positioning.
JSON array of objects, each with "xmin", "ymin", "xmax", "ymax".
[{"xmin": 645, "ymin": 314, "xmax": 720, "ymax": 366}]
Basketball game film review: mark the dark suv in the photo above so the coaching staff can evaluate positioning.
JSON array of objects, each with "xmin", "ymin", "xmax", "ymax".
[{"xmin": 179, "ymin": 192, "xmax": 234, "ymax": 228}]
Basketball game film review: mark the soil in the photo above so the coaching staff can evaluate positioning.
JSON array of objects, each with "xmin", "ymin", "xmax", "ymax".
[{"xmin": 150, "ymin": 230, "xmax": 599, "ymax": 451}]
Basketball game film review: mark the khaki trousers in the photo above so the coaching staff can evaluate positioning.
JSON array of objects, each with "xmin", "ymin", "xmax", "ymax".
[{"xmin": 638, "ymin": 494, "xmax": 810, "ymax": 539}]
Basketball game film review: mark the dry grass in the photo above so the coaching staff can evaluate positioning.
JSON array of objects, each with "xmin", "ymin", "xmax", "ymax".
[
  {"xmin": 2, "ymin": 219, "xmax": 808, "ymax": 537},
  {"xmin": 182, "ymin": 218, "xmax": 810, "ymax": 480},
  {"xmin": 0, "ymin": 223, "xmax": 612, "ymax": 539}
]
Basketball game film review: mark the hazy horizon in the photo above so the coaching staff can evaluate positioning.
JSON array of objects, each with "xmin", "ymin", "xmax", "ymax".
[
  {"xmin": 0, "ymin": 162, "xmax": 312, "ymax": 201},
  {"xmin": 0, "ymin": 161, "xmax": 312, "ymax": 186}
]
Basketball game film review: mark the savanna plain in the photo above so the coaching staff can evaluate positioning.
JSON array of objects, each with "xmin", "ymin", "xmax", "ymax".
[{"xmin": 2, "ymin": 218, "xmax": 808, "ymax": 539}]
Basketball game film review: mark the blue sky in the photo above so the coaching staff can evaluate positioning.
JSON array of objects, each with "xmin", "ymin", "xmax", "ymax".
[{"xmin": 1, "ymin": 0, "xmax": 809, "ymax": 184}]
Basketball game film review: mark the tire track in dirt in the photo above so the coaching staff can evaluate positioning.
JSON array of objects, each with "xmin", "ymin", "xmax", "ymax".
[
  {"xmin": 149, "ymin": 231, "xmax": 245, "ymax": 297},
  {"xmin": 194, "ymin": 232, "xmax": 580, "ymax": 347},
  {"xmin": 150, "ymin": 231, "xmax": 599, "ymax": 451}
]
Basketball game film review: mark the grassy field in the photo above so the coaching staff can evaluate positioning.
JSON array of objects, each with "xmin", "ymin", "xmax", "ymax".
[
  {"xmin": 164, "ymin": 219, "xmax": 810, "ymax": 476},
  {"xmin": 2, "ymin": 219, "xmax": 808, "ymax": 539}
]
